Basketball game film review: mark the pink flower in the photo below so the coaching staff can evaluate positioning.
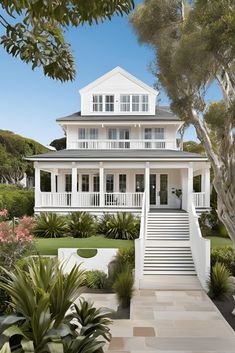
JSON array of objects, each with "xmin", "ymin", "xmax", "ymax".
[{"xmin": 0, "ymin": 209, "xmax": 8, "ymax": 220}]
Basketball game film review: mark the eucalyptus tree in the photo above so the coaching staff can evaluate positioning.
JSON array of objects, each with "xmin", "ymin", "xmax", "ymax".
[
  {"xmin": 0, "ymin": 0, "xmax": 134, "ymax": 81},
  {"xmin": 131, "ymin": 0, "xmax": 235, "ymax": 243}
]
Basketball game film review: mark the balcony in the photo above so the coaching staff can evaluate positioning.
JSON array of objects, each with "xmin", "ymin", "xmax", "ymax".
[{"xmin": 68, "ymin": 139, "xmax": 177, "ymax": 150}]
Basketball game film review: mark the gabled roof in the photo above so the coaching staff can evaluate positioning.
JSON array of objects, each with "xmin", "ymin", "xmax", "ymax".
[
  {"xmin": 79, "ymin": 66, "xmax": 158, "ymax": 96},
  {"xmin": 27, "ymin": 149, "xmax": 207, "ymax": 162},
  {"xmin": 56, "ymin": 106, "xmax": 180, "ymax": 122}
]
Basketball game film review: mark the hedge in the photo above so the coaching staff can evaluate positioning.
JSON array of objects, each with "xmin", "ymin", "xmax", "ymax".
[{"xmin": 0, "ymin": 185, "xmax": 34, "ymax": 218}]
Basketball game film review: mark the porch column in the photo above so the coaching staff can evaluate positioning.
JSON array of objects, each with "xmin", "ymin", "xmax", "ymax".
[
  {"xmin": 187, "ymin": 163, "xmax": 193, "ymax": 211},
  {"xmin": 34, "ymin": 164, "xmax": 41, "ymax": 207},
  {"xmin": 145, "ymin": 162, "xmax": 150, "ymax": 211},
  {"xmin": 99, "ymin": 163, "xmax": 104, "ymax": 207},
  {"xmin": 51, "ymin": 173, "xmax": 56, "ymax": 193},
  {"xmin": 202, "ymin": 164, "xmax": 210, "ymax": 207},
  {"xmin": 71, "ymin": 163, "xmax": 77, "ymax": 207}
]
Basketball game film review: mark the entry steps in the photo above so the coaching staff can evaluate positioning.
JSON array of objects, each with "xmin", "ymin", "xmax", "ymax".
[{"xmin": 143, "ymin": 211, "xmax": 196, "ymax": 276}]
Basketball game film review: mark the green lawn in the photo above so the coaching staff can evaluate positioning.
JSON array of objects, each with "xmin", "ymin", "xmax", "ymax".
[
  {"xmin": 35, "ymin": 236, "xmax": 134, "ymax": 255},
  {"xmin": 205, "ymin": 236, "xmax": 232, "ymax": 249}
]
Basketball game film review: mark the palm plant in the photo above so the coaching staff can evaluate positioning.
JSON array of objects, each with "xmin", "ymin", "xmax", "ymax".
[
  {"xmin": 0, "ymin": 257, "xmax": 112, "ymax": 353},
  {"xmin": 34, "ymin": 213, "xmax": 68, "ymax": 238},
  {"xmin": 103, "ymin": 213, "xmax": 140, "ymax": 240},
  {"xmin": 67, "ymin": 212, "xmax": 96, "ymax": 238},
  {"xmin": 208, "ymin": 262, "xmax": 232, "ymax": 300}
]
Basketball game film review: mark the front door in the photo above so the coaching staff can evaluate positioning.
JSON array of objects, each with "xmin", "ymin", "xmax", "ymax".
[{"xmin": 150, "ymin": 173, "xmax": 168, "ymax": 207}]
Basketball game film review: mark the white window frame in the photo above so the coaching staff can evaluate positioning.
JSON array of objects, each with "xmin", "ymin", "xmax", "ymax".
[
  {"xmin": 120, "ymin": 94, "xmax": 130, "ymax": 112},
  {"xmin": 142, "ymin": 94, "xmax": 149, "ymax": 112},
  {"xmin": 105, "ymin": 95, "xmax": 114, "ymax": 112},
  {"xmin": 92, "ymin": 94, "xmax": 103, "ymax": 112}
]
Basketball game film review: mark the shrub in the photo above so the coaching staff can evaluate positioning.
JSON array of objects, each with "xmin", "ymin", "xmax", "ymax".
[
  {"xmin": 112, "ymin": 267, "xmax": 134, "ymax": 308},
  {"xmin": 116, "ymin": 246, "xmax": 135, "ymax": 269},
  {"xmin": 77, "ymin": 248, "xmax": 98, "ymax": 258},
  {"xmin": 208, "ymin": 262, "xmax": 232, "ymax": 300},
  {"xmin": 67, "ymin": 212, "xmax": 96, "ymax": 238},
  {"xmin": 211, "ymin": 246, "xmax": 235, "ymax": 275},
  {"xmin": 34, "ymin": 213, "xmax": 68, "ymax": 238},
  {"xmin": 102, "ymin": 213, "xmax": 140, "ymax": 240},
  {"xmin": 84, "ymin": 270, "xmax": 108, "ymax": 289},
  {"xmin": 0, "ymin": 185, "xmax": 34, "ymax": 218}
]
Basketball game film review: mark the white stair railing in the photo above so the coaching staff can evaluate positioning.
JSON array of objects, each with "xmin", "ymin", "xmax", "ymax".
[
  {"xmin": 135, "ymin": 191, "xmax": 147, "ymax": 287},
  {"xmin": 188, "ymin": 202, "xmax": 210, "ymax": 289}
]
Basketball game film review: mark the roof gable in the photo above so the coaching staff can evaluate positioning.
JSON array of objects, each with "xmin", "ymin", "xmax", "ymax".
[{"xmin": 79, "ymin": 67, "xmax": 158, "ymax": 96}]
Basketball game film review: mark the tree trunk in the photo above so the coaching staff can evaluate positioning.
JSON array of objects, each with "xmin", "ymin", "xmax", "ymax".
[{"xmin": 190, "ymin": 109, "xmax": 235, "ymax": 245}]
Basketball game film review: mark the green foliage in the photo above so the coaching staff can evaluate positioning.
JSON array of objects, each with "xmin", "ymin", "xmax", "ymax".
[
  {"xmin": 0, "ymin": 130, "xmax": 48, "ymax": 184},
  {"xmin": 211, "ymin": 247, "xmax": 235, "ymax": 276},
  {"xmin": 77, "ymin": 248, "xmax": 98, "ymax": 258},
  {"xmin": 67, "ymin": 212, "xmax": 96, "ymax": 238},
  {"xmin": 101, "ymin": 213, "xmax": 140, "ymax": 240},
  {"xmin": 84, "ymin": 270, "xmax": 108, "ymax": 289},
  {"xmin": 208, "ymin": 262, "xmax": 231, "ymax": 300},
  {"xmin": 68, "ymin": 298, "xmax": 112, "ymax": 342},
  {"xmin": 34, "ymin": 213, "xmax": 68, "ymax": 238},
  {"xmin": 0, "ymin": 257, "xmax": 111, "ymax": 352},
  {"xmin": 0, "ymin": 185, "xmax": 34, "ymax": 218},
  {"xmin": 116, "ymin": 247, "xmax": 135, "ymax": 269},
  {"xmin": 50, "ymin": 137, "xmax": 66, "ymax": 151},
  {"xmin": 112, "ymin": 268, "xmax": 134, "ymax": 308},
  {"xmin": 183, "ymin": 141, "xmax": 206, "ymax": 155},
  {"xmin": 0, "ymin": 1, "xmax": 134, "ymax": 81}
]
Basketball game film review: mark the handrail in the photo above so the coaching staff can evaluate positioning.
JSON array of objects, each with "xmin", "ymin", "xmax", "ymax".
[
  {"xmin": 135, "ymin": 191, "xmax": 147, "ymax": 286},
  {"xmin": 188, "ymin": 202, "xmax": 210, "ymax": 289}
]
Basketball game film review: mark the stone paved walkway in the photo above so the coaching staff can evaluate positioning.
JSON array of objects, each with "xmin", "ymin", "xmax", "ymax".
[{"xmin": 83, "ymin": 289, "xmax": 235, "ymax": 353}]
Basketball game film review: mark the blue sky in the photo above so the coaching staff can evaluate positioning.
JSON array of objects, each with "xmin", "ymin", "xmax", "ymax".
[{"xmin": 0, "ymin": 3, "xmax": 222, "ymax": 146}]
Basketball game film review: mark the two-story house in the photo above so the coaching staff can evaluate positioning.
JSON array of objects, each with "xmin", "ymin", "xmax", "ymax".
[{"xmin": 27, "ymin": 67, "xmax": 211, "ymax": 288}]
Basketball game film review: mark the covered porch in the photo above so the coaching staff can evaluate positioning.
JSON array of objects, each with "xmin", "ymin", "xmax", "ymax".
[{"xmin": 34, "ymin": 160, "xmax": 210, "ymax": 214}]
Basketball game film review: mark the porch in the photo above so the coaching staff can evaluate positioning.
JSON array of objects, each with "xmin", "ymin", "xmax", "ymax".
[{"xmin": 34, "ymin": 161, "xmax": 210, "ymax": 213}]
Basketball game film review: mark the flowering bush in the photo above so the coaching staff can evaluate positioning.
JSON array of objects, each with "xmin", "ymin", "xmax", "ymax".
[
  {"xmin": 0, "ymin": 214, "xmax": 35, "ymax": 313},
  {"xmin": 0, "ymin": 208, "xmax": 8, "ymax": 221}
]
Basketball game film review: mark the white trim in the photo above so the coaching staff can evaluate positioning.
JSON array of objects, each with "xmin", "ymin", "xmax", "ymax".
[
  {"xmin": 27, "ymin": 157, "xmax": 208, "ymax": 162},
  {"xmin": 79, "ymin": 67, "xmax": 158, "ymax": 96}
]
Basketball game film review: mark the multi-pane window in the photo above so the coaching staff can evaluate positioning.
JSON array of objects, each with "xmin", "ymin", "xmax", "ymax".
[
  {"xmin": 144, "ymin": 128, "xmax": 165, "ymax": 139},
  {"xmin": 92, "ymin": 95, "xmax": 103, "ymax": 112},
  {"xmin": 65, "ymin": 174, "xmax": 72, "ymax": 192},
  {"xmin": 93, "ymin": 175, "xmax": 100, "ymax": 192},
  {"xmin": 106, "ymin": 174, "xmax": 114, "ymax": 193},
  {"xmin": 119, "ymin": 174, "xmax": 127, "ymax": 193},
  {"xmin": 108, "ymin": 128, "xmax": 117, "ymax": 140},
  {"xmin": 78, "ymin": 128, "xmax": 98, "ymax": 139},
  {"xmin": 132, "ymin": 95, "xmax": 140, "ymax": 112},
  {"xmin": 135, "ymin": 174, "xmax": 145, "ymax": 192},
  {"xmin": 105, "ymin": 95, "xmax": 114, "ymax": 112},
  {"xmin": 82, "ymin": 175, "xmax": 89, "ymax": 192},
  {"xmin": 120, "ymin": 95, "xmax": 130, "ymax": 112},
  {"xmin": 142, "ymin": 95, "xmax": 149, "ymax": 112}
]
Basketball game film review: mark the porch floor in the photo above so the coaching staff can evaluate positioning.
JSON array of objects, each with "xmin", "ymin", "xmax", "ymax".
[{"xmin": 149, "ymin": 208, "xmax": 187, "ymax": 213}]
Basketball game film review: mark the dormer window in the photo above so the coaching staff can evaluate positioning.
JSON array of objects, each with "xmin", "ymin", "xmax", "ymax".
[
  {"xmin": 132, "ymin": 95, "xmax": 140, "ymax": 112},
  {"xmin": 132, "ymin": 95, "xmax": 149, "ymax": 112},
  {"xmin": 120, "ymin": 95, "xmax": 130, "ymax": 112},
  {"xmin": 105, "ymin": 95, "xmax": 114, "ymax": 112},
  {"xmin": 142, "ymin": 95, "xmax": 149, "ymax": 112},
  {"xmin": 93, "ymin": 95, "xmax": 103, "ymax": 112}
]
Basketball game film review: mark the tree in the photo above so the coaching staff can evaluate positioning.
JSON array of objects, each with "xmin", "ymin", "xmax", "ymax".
[
  {"xmin": 0, "ymin": 0, "xmax": 134, "ymax": 81},
  {"xmin": 131, "ymin": 0, "xmax": 235, "ymax": 243},
  {"xmin": 50, "ymin": 137, "xmax": 66, "ymax": 150}
]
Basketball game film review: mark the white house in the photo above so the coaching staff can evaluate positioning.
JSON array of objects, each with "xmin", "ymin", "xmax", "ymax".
[{"xmin": 27, "ymin": 67, "xmax": 211, "ymax": 288}]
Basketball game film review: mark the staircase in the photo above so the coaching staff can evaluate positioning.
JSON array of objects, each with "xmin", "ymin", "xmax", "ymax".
[{"xmin": 143, "ymin": 211, "xmax": 196, "ymax": 276}]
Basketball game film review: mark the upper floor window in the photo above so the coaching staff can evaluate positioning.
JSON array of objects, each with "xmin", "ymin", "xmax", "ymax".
[
  {"xmin": 79, "ymin": 128, "xmax": 98, "ymax": 139},
  {"xmin": 144, "ymin": 128, "xmax": 164, "ymax": 140},
  {"xmin": 105, "ymin": 95, "xmax": 114, "ymax": 112},
  {"xmin": 120, "ymin": 95, "xmax": 130, "ymax": 112},
  {"xmin": 142, "ymin": 95, "xmax": 149, "ymax": 112},
  {"xmin": 132, "ymin": 95, "xmax": 140, "ymax": 112},
  {"xmin": 93, "ymin": 95, "xmax": 103, "ymax": 112}
]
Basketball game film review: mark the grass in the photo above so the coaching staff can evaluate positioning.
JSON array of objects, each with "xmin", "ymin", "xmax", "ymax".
[
  {"xmin": 205, "ymin": 236, "xmax": 232, "ymax": 249},
  {"xmin": 77, "ymin": 248, "xmax": 98, "ymax": 258},
  {"xmin": 35, "ymin": 236, "xmax": 133, "ymax": 255}
]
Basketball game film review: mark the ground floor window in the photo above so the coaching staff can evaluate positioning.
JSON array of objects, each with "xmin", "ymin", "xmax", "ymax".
[
  {"xmin": 82, "ymin": 175, "xmax": 89, "ymax": 192},
  {"xmin": 193, "ymin": 175, "xmax": 202, "ymax": 192},
  {"xmin": 119, "ymin": 174, "xmax": 126, "ymax": 192},
  {"xmin": 65, "ymin": 174, "xmax": 72, "ymax": 192},
  {"xmin": 135, "ymin": 174, "xmax": 144, "ymax": 192},
  {"xmin": 93, "ymin": 175, "xmax": 100, "ymax": 192},
  {"xmin": 106, "ymin": 174, "xmax": 114, "ymax": 193},
  {"xmin": 160, "ymin": 174, "xmax": 168, "ymax": 205}
]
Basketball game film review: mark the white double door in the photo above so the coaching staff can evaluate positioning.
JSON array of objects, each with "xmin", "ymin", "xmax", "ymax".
[{"xmin": 150, "ymin": 173, "xmax": 168, "ymax": 208}]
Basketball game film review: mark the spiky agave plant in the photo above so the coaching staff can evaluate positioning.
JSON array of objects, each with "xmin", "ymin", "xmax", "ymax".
[
  {"xmin": 34, "ymin": 213, "xmax": 68, "ymax": 238},
  {"xmin": 0, "ymin": 257, "xmax": 111, "ymax": 353},
  {"xmin": 67, "ymin": 212, "xmax": 96, "ymax": 238},
  {"xmin": 208, "ymin": 262, "xmax": 232, "ymax": 300},
  {"xmin": 104, "ymin": 213, "xmax": 140, "ymax": 240}
]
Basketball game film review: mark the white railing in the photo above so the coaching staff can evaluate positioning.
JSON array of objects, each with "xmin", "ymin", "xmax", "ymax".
[
  {"xmin": 135, "ymin": 191, "xmax": 147, "ymax": 286},
  {"xmin": 40, "ymin": 192, "xmax": 72, "ymax": 207},
  {"xmin": 104, "ymin": 192, "xmax": 143, "ymax": 207},
  {"xmin": 193, "ymin": 192, "xmax": 206, "ymax": 208},
  {"xmin": 68, "ymin": 139, "xmax": 176, "ymax": 150},
  {"xmin": 189, "ymin": 202, "xmax": 210, "ymax": 289},
  {"xmin": 39, "ymin": 192, "xmax": 143, "ymax": 208}
]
